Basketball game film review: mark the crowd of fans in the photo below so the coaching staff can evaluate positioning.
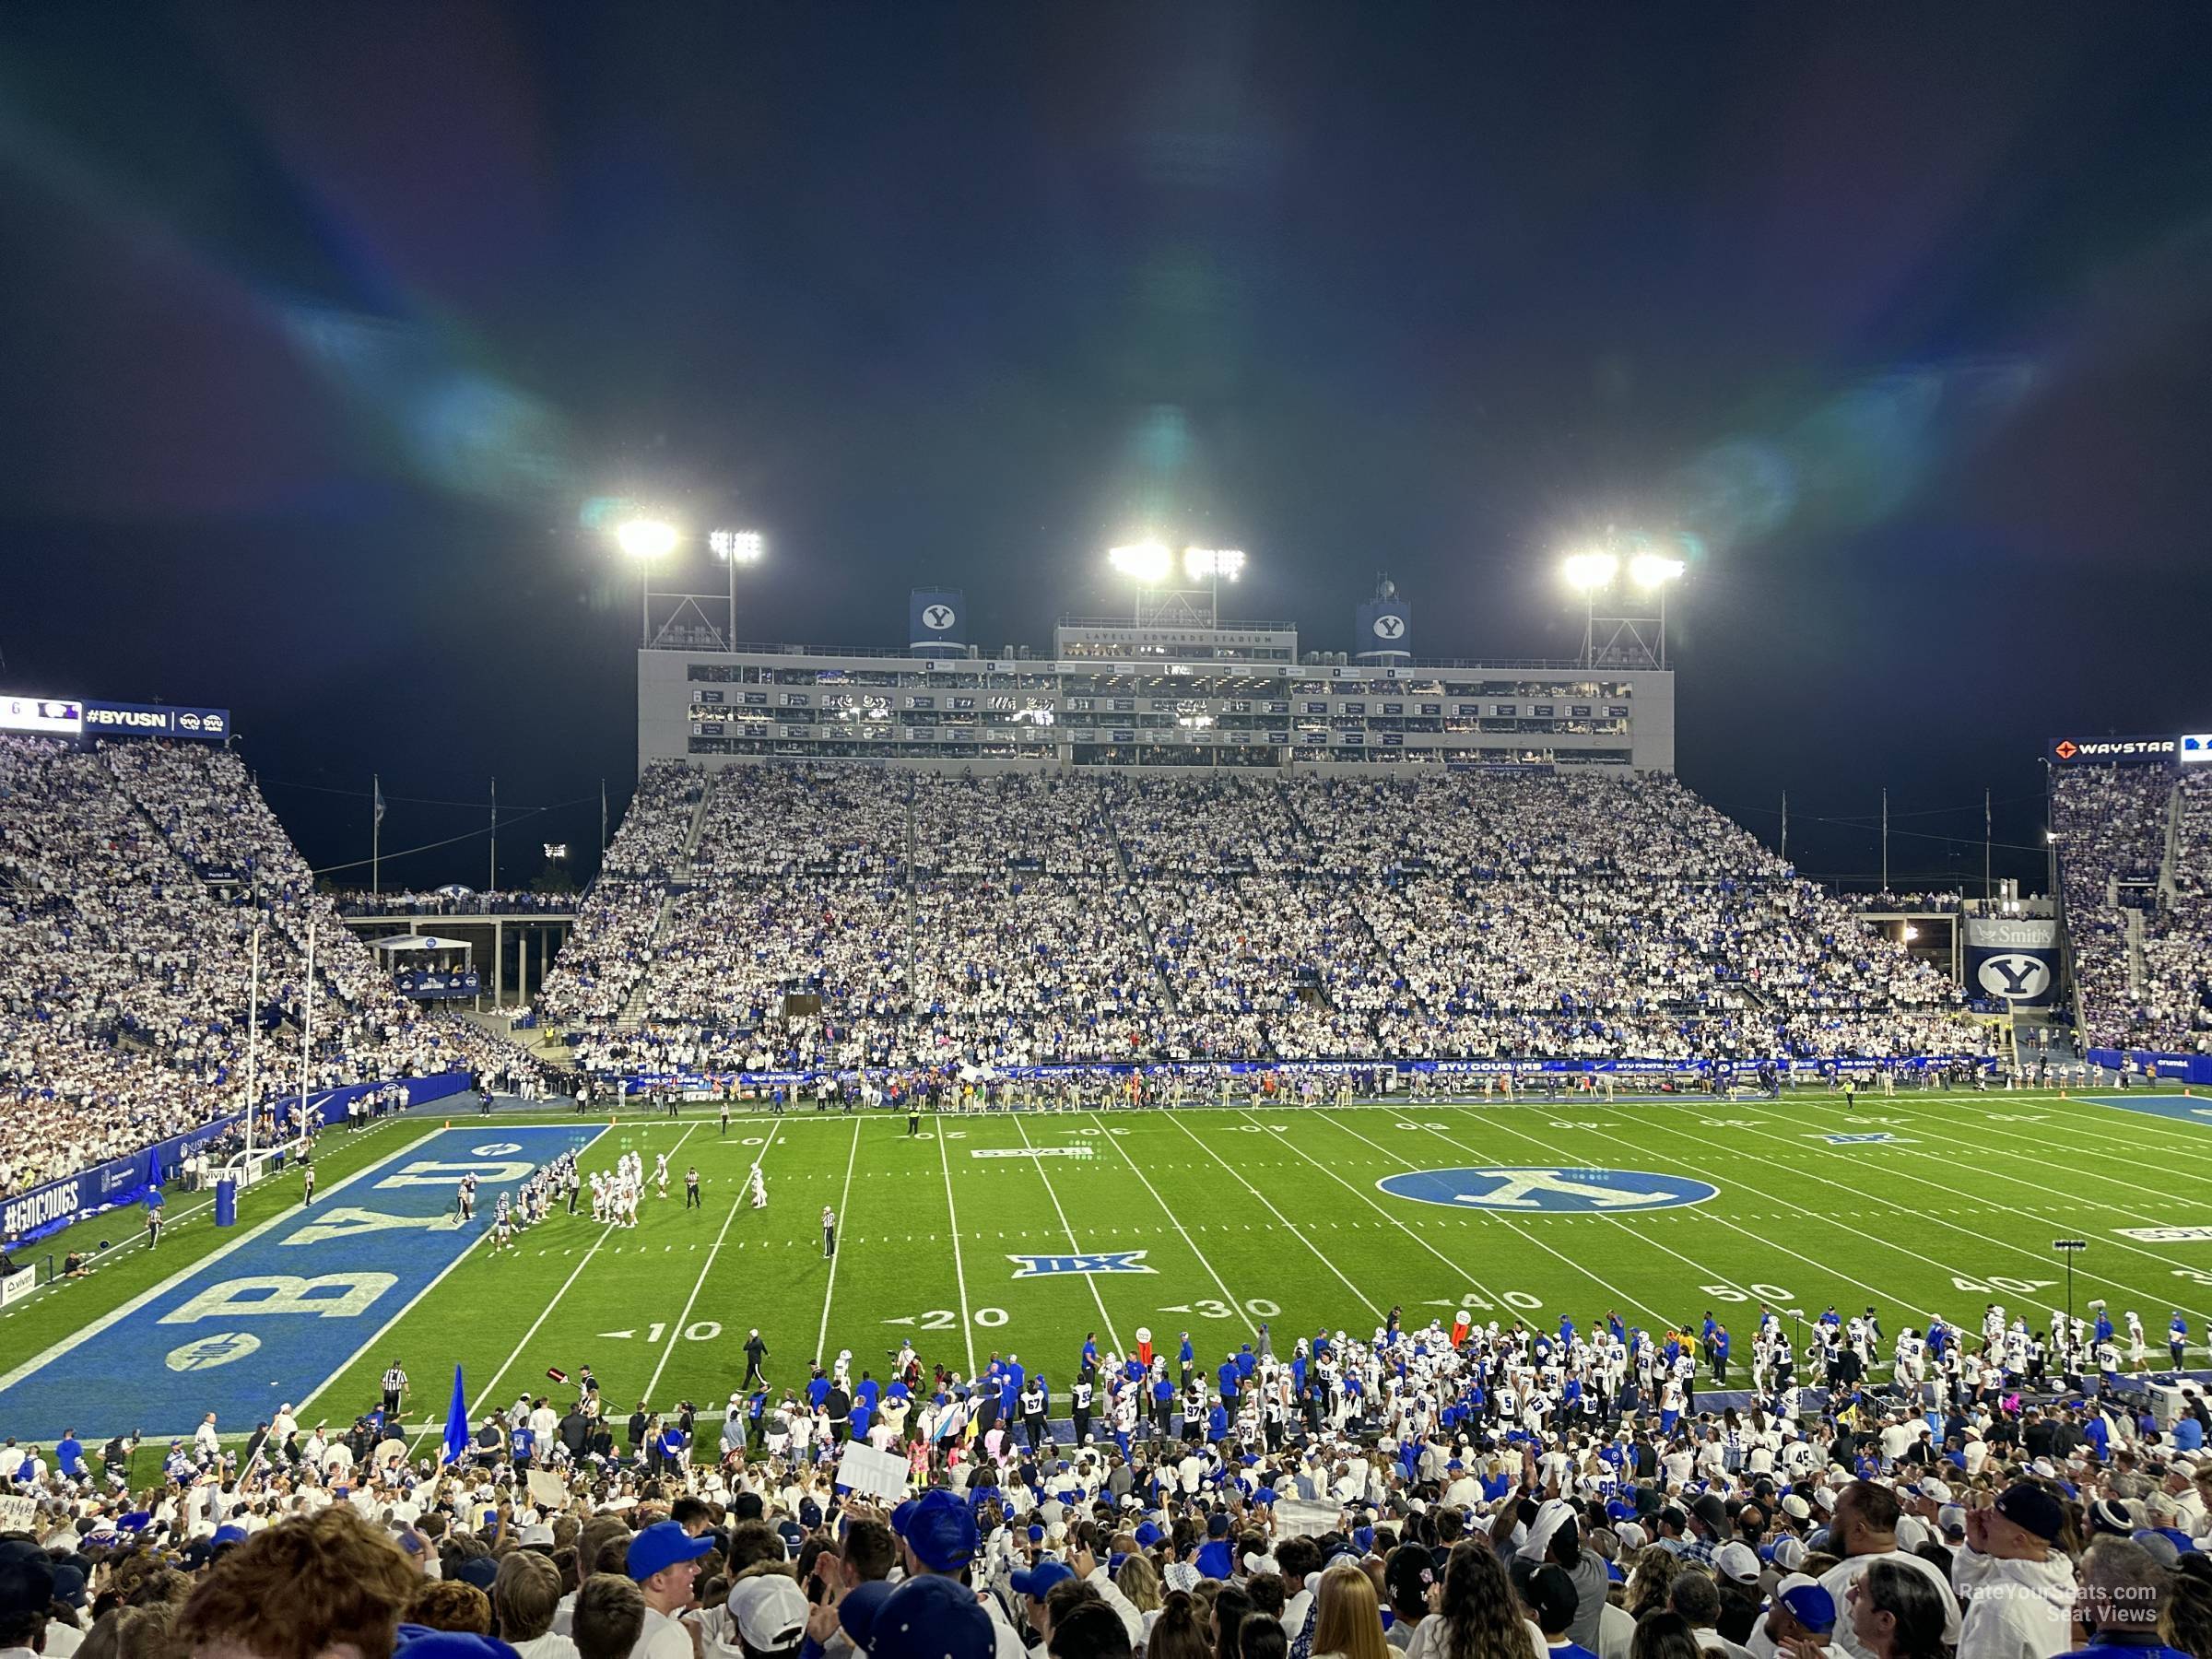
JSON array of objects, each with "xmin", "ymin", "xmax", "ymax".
[
  {"xmin": 6, "ymin": 1305, "xmax": 2212, "ymax": 1659},
  {"xmin": 0, "ymin": 736, "xmax": 544, "ymax": 1201},
  {"xmin": 548, "ymin": 766, "xmax": 1988, "ymax": 1077},
  {"xmin": 2055, "ymin": 768, "xmax": 2212, "ymax": 1054}
]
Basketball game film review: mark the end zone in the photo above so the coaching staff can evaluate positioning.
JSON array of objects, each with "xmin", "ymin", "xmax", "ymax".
[
  {"xmin": 2085, "ymin": 1093, "xmax": 2212, "ymax": 1126},
  {"xmin": 0, "ymin": 1125, "xmax": 598, "ymax": 1441}
]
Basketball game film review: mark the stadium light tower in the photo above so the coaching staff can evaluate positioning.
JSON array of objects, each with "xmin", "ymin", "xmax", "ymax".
[
  {"xmin": 618, "ymin": 517, "xmax": 680, "ymax": 647},
  {"xmin": 1629, "ymin": 552, "xmax": 1685, "ymax": 669},
  {"xmin": 1561, "ymin": 536, "xmax": 1684, "ymax": 669},
  {"xmin": 1108, "ymin": 539, "xmax": 1173, "ymax": 626},
  {"xmin": 1183, "ymin": 547, "xmax": 1244, "ymax": 626},
  {"xmin": 710, "ymin": 529, "xmax": 765, "ymax": 651},
  {"xmin": 1108, "ymin": 539, "xmax": 1245, "ymax": 627}
]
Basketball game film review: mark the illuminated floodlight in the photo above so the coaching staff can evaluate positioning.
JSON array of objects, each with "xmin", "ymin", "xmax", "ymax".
[
  {"xmin": 617, "ymin": 518, "xmax": 679, "ymax": 559},
  {"xmin": 710, "ymin": 529, "xmax": 764, "ymax": 563},
  {"xmin": 1108, "ymin": 540, "xmax": 1172, "ymax": 583},
  {"xmin": 1183, "ymin": 547, "xmax": 1245, "ymax": 582},
  {"xmin": 1629, "ymin": 552, "xmax": 1686, "ymax": 590},
  {"xmin": 1562, "ymin": 551, "xmax": 1618, "ymax": 593},
  {"xmin": 543, "ymin": 842, "xmax": 570, "ymax": 860}
]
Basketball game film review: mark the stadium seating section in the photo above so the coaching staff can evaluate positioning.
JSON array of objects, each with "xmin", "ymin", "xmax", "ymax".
[
  {"xmin": 542, "ymin": 761, "xmax": 1987, "ymax": 1074},
  {"xmin": 0, "ymin": 737, "xmax": 541, "ymax": 1198},
  {"xmin": 2056, "ymin": 765, "xmax": 2212, "ymax": 1053}
]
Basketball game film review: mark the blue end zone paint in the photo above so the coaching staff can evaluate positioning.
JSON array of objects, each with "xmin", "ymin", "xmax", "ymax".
[
  {"xmin": 2087, "ymin": 1094, "xmax": 2212, "ymax": 1126},
  {"xmin": 0, "ymin": 1125, "xmax": 598, "ymax": 1441},
  {"xmin": 1375, "ymin": 1166, "xmax": 1718, "ymax": 1212}
]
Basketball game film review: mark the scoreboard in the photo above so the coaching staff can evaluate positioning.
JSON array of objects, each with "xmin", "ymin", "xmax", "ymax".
[{"xmin": 0, "ymin": 696, "xmax": 82, "ymax": 736}]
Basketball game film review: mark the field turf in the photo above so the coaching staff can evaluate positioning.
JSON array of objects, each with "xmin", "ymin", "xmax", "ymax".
[{"xmin": 6, "ymin": 1087, "xmax": 2212, "ymax": 1451}]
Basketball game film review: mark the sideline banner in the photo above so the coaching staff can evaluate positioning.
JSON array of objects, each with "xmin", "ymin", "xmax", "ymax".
[{"xmin": 615, "ymin": 1053, "xmax": 1996, "ymax": 1095}]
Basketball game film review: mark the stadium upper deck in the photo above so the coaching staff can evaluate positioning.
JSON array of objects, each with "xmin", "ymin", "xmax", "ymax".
[{"xmin": 641, "ymin": 628, "xmax": 1674, "ymax": 774}]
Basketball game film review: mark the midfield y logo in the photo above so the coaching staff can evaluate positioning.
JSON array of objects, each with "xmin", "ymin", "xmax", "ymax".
[{"xmin": 1376, "ymin": 1166, "xmax": 1718, "ymax": 1213}]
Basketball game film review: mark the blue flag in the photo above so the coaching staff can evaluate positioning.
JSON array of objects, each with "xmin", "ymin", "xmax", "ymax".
[
  {"xmin": 441, "ymin": 1365, "xmax": 469, "ymax": 1465},
  {"xmin": 143, "ymin": 1147, "xmax": 162, "ymax": 1193}
]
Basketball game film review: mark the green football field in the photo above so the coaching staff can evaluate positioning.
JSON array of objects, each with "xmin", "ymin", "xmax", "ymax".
[{"xmin": 7, "ymin": 1085, "xmax": 2212, "ymax": 1454}]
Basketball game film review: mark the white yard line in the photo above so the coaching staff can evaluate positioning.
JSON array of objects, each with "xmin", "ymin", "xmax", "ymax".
[
  {"xmin": 1405, "ymin": 1112, "xmax": 1940, "ymax": 1333},
  {"xmin": 0, "ymin": 1127, "xmax": 446, "ymax": 1401},
  {"xmin": 1012, "ymin": 1115, "xmax": 1124, "ymax": 1354},
  {"xmin": 1951, "ymin": 1099, "xmax": 2212, "ymax": 1173},
  {"xmin": 643, "ymin": 1122, "xmax": 770, "ymax": 1408},
  {"xmin": 815, "ymin": 1117, "xmax": 864, "ymax": 1362},
  {"xmin": 1304, "ymin": 1109, "xmax": 1672, "ymax": 1327},
  {"xmin": 1600, "ymin": 1103, "xmax": 2212, "ymax": 1324},
  {"xmin": 935, "ymin": 1122, "xmax": 978, "ymax": 1378},
  {"xmin": 1698, "ymin": 1101, "xmax": 2212, "ymax": 1304},
  {"xmin": 306, "ymin": 1123, "xmax": 633, "ymax": 1427},
  {"xmin": 1775, "ymin": 1093, "xmax": 2212, "ymax": 1234},
  {"xmin": 645, "ymin": 1195, "xmax": 746, "ymax": 1409},
  {"xmin": 459, "ymin": 1121, "xmax": 681, "ymax": 1418},
  {"xmin": 1088, "ymin": 1112, "xmax": 1257, "ymax": 1337},
  {"xmin": 1157, "ymin": 1110, "xmax": 1384, "ymax": 1321}
]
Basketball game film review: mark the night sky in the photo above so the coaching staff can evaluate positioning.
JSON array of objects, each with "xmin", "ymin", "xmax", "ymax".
[{"xmin": 4, "ymin": 4, "xmax": 2210, "ymax": 893}]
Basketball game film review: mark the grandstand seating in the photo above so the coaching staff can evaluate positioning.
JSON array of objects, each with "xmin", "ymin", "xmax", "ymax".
[
  {"xmin": 0, "ymin": 737, "xmax": 537, "ymax": 1199},
  {"xmin": 2053, "ymin": 765, "xmax": 2212, "ymax": 1053},
  {"xmin": 551, "ymin": 762, "xmax": 1985, "ymax": 1073},
  {"xmin": 2055, "ymin": 765, "xmax": 2212, "ymax": 1053}
]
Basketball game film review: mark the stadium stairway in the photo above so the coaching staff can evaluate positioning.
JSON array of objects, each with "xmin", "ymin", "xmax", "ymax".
[
  {"xmin": 456, "ymin": 1005, "xmax": 568, "ymax": 1062},
  {"xmin": 609, "ymin": 888, "xmax": 678, "ymax": 1030},
  {"xmin": 1101, "ymin": 800, "xmax": 1182, "ymax": 1012},
  {"xmin": 591, "ymin": 792, "xmax": 705, "ymax": 1030}
]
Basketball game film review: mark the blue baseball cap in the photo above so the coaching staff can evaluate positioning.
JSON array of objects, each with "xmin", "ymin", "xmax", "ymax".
[
  {"xmin": 1135, "ymin": 1522, "xmax": 1163, "ymax": 1548},
  {"xmin": 1012, "ymin": 1561, "xmax": 1076, "ymax": 1598},
  {"xmin": 627, "ymin": 1520, "xmax": 713, "ymax": 1583},
  {"xmin": 394, "ymin": 1629, "xmax": 521, "ymax": 1659},
  {"xmin": 455, "ymin": 1555, "xmax": 500, "ymax": 1593},
  {"xmin": 839, "ymin": 1580, "xmax": 900, "ymax": 1649},
  {"xmin": 903, "ymin": 1488, "xmax": 979, "ymax": 1573},
  {"xmin": 870, "ymin": 1576, "xmax": 994, "ymax": 1659},
  {"xmin": 1772, "ymin": 1579, "xmax": 1837, "ymax": 1634}
]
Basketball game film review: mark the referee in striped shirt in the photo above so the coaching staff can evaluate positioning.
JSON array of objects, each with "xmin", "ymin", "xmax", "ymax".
[{"xmin": 381, "ymin": 1361, "xmax": 408, "ymax": 1419}]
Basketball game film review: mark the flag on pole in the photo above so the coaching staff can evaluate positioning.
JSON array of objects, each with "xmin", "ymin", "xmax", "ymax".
[
  {"xmin": 441, "ymin": 1365, "xmax": 469, "ymax": 1465},
  {"xmin": 373, "ymin": 776, "xmax": 385, "ymax": 827}
]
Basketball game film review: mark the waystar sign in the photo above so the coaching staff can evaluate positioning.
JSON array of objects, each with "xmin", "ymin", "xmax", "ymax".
[{"xmin": 2049, "ymin": 735, "xmax": 2179, "ymax": 765}]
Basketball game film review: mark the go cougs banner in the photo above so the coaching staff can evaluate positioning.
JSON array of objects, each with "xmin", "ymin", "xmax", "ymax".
[{"xmin": 1964, "ymin": 917, "xmax": 2060, "ymax": 1005}]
